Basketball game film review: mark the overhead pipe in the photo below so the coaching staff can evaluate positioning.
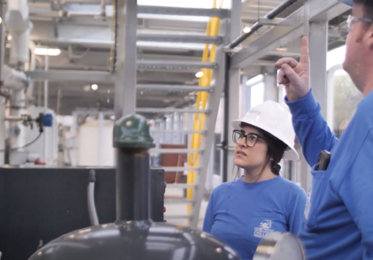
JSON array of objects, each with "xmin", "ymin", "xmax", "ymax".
[
  {"xmin": 6, "ymin": 0, "xmax": 33, "ymax": 66},
  {"xmin": 227, "ymin": 0, "xmax": 299, "ymax": 49}
]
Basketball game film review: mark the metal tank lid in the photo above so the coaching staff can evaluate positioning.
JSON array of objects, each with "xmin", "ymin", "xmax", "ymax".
[{"xmin": 29, "ymin": 220, "xmax": 241, "ymax": 260}]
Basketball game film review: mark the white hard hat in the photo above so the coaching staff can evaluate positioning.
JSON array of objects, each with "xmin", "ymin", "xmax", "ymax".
[{"xmin": 231, "ymin": 100, "xmax": 299, "ymax": 160}]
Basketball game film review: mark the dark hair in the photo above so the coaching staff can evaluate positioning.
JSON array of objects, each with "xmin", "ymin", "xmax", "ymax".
[
  {"xmin": 354, "ymin": 0, "xmax": 373, "ymax": 22},
  {"xmin": 239, "ymin": 122, "xmax": 288, "ymax": 176}
]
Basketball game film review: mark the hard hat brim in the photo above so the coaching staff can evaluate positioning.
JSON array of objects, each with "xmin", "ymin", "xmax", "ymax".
[
  {"xmin": 338, "ymin": 0, "xmax": 353, "ymax": 6},
  {"xmin": 231, "ymin": 119, "xmax": 299, "ymax": 161}
]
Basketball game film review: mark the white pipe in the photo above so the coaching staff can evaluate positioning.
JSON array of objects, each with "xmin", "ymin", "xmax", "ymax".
[
  {"xmin": 6, "ymin": 0, "xmax": 32, "ymax": 65},
  {"xmin": 98, "ymin": 112, "xmax": 104, "ymax": 166},
  {"xmin": 26, "ymin": 41, "xmax": 36, "ymax": 102},
  {"xmin": 71, "ymin": 112, "xmax": 78, "ymax": 167},
  {"xmin": 88, "ymin": 183, "xmax": 99, "ymax": 225},
  {"xmin": 43, "ymin": 54, "xmax": 48, "ymax": 163},
  {"xmin": 0, "ymin": 97, "xmax": 5, "ymax": 165},
  {"xmin": 8, "ymin": 90, "xmax": 27, "ymax": 165},
  {"xmin": 88, "ymin": 170, "xmax": 99, "ymax": 226}
]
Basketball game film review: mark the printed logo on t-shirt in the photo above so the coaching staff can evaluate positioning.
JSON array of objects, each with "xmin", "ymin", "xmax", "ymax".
[{"xmin": 253, "ymin": 220, "xmax": 274, "ymax": 238}]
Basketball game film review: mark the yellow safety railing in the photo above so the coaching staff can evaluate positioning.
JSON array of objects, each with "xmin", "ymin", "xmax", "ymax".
[{"xmin": 186, "ymin": 0, "xmax": 223, "ymax": 218}]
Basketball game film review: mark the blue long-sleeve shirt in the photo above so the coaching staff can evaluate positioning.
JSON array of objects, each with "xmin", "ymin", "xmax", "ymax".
[
  {"xmin": 203, "ymin": 176, "xmax": 307, "ymax": 260},
  {"xmin": 286, "ymin": 89, "xmax": 373, "ymax": 260}
]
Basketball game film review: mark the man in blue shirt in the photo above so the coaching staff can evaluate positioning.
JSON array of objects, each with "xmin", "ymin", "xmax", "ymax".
[{"xmin": 275, "ymin": 0, "xmax": 373, "ymax": 259}]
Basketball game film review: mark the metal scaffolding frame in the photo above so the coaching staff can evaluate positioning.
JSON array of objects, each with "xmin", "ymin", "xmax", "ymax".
[{"xmin": 225, "ymin": 0, "xmax": 350, "ymax": 190}]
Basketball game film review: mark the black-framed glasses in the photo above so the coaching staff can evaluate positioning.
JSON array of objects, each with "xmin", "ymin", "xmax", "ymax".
[
  {"xmin": 347, "ymin": 14, "xmax": 373, "ymax": 32},
  {"xmin": 232, "ymin": 130, "xmax": 265, "ymax": 148}
]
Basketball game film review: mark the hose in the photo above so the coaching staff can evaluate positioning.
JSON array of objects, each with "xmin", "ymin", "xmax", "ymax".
[{"xmin": 87, "ymin": 170, "xmax": 99, "ymax": 226}]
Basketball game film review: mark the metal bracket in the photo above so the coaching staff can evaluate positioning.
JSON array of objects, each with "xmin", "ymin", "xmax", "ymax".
[
  {"xmin": 258, "ymin": 18, "xmax": 285, "ymax": 26},
  {"xmin": 223, "ymin": 47, "xmax": 242, "ymax": 53}
]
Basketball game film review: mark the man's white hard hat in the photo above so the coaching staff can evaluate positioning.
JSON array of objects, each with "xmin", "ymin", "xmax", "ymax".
[{"xmin": 231, "ymin": 100, "xmax": 299, "ymax": 160}]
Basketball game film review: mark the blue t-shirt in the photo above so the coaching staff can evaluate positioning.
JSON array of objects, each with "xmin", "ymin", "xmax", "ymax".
[
  {"xmin": 203, "ymin": 176, "xmax": 307, "ymax": 260},
  {"xmin": 286, "ymin": 90, "xmax": 373, "ymax": 260}
]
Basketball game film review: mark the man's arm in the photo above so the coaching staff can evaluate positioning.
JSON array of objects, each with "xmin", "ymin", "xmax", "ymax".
[
  {"xmin": 286, "ymin": 90, "xmax": 338, "ymax": 166},
  {"xmin": 339, "ymin": 128, "xmax": 373, "ymax": 259}
]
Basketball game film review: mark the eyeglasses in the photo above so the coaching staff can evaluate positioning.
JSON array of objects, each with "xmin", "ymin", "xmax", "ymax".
[
  {"xmin": 346, "ymin": 15, "xmax": 373, "ymax": 32},
  {"xmin": 232, "ymin": 130, "xmax": 265, "ymax": 148}
]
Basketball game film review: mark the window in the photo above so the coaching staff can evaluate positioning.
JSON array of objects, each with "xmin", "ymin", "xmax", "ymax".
[
  {"xmin": 251, "ymin": 82, "xmax": 264, "ymax": 108},
  {"xmin": 331, "ymin": 70, "xmax": 363, "ymax": 137}
]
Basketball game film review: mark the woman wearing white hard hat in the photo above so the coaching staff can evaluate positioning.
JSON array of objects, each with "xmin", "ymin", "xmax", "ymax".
[{"xmin": 203, "ymin": 100, "xmax": 307, "ymax": 260}]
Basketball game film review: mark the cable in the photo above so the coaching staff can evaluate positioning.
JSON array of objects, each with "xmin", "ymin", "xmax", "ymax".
[
  {"xmin": 0, "ymin": 132, "xmax": 43, "ymax": 152},
  {"xmin": 87, "ymin": 170, "xmax": 100, "ymax": 226}
]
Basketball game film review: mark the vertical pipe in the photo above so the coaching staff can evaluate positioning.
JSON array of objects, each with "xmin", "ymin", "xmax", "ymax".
[
  {"xmin": 0, "ymin": 1, "xmax": 4, "ymax": 82},
  {"xmin": 0, "ymin": 97, "xmax": 5, "ymax": 165},
  {"xmin": 222, "ymin": 54, "xmax": 230, "ymax": 183},
  {"xmin": 113, "ymin": 115, "xmax": 154, "ymax": 222},
  {"xmin": 44, "ymin": 55, "xmax": 49, "ymax": 110},
  {"xmin": 71, "ymin": 112, "xmax": 78, "ymax": 166},
  {"xmin": 38, "ymin": 84, "xmax": 41, "ymax": 106},
  {"xmin": 44, "ymin": 54, "xmax": 49, "ymax": 163},
  {"xmin": 98, "ymin": 112, "xmax": 104, "ymax": 166},
  {"xmin": 116, "ymin": 149, "xmax": 150, "ymax": 221},
  {"xmin": 0, "ymin": 1, "xmax": 5, "ymax": 165},
  {"xmin": 114, "ymin": 0, "xmax": 137, "ymax": 119}
]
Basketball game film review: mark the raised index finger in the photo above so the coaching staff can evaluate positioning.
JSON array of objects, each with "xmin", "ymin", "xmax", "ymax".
[{"xmin": 300, "ymin": 36, "xmax": 310, "ymax": 69}]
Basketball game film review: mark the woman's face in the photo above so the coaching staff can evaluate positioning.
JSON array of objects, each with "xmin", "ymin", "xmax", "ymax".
[{"xmin": 234, "ymin": 125, "xmax": 268, "ymax": 171}]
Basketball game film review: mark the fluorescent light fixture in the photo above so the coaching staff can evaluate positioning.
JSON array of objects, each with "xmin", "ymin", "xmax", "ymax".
[
  {"xmin": 34, "ymin": 48, "xmax": 61, "ymax": 56},
  {"xmin": 195, "ymin": 71, "xmax": 203, "ymax": 78},
  {"xmin": 0, "ymin": 17, "xmax": 2, "ymax": 24},
  {"xmin": 276, "ymin": 47, "xmax": 288, "ymax": 52},
  {"xmin": 243, "ymin": 26, "xmax": 251, "ymax": 33},
  {"xmin": 7, "ymin": 35, "xmax": 12, "ymax": 41},
  {"xmin": 91, "ymin": 84, "xmax": 98, "ymax": 91}
]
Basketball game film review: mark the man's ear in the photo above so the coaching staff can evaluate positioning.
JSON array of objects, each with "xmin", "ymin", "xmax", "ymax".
[{"xmin": 367, "ymin": 25, "xmax": 373, "ymax": 50}]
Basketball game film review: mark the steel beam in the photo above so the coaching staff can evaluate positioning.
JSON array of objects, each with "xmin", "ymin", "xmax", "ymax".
[
  {"xmin": 137, "ymin": 34, "xmax": 222, "ymax": 44},
  {"xmin": 231, "ymin": 0, "xmax": 351, "ymax": 69},
  {"xmin": 136, "ymin": 108, "xmax": 210, "ymax": 114},
  {"xmin": 137, "ymin": 6, "xmax": 228, "ymax": 18},
  {"xmin": 136, "ymin": 85, "xmax": 213, "ymax": 92},
  {"xmin": 115, "ymin": 0, "xmax": 137, "ymax": 118},
  {"xmin": 25, "ymin": 70, "xmax": 114, "ymax": 83},
  {"xmin": 136, "ymin": 61, "xmax": 218, "ymax": 70},
  {"xmin": 231, "ymin": 7, "xmax": 304, "ymax": 69}
]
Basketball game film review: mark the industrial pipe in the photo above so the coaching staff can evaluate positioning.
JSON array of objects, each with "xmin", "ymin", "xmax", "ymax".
[
  {"xmin": 227, "ymin": 0, "xmax": 299, "ymax": 49},
  {"xmin": 87, "ymin": 170, "xmax": 99, "ymax": 226},
  {"xmin": 113, "ymin": 114, "xmax": 155, "ymax": 221},
  {"xmin": 222, "ymin": 54, "xmax": 230, "ymax": 183}
]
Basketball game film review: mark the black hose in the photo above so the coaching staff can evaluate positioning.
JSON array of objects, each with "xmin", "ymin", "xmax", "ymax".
[{"xmin": 0, "ymin": 132, "xmax": 43, "ymax": 152}]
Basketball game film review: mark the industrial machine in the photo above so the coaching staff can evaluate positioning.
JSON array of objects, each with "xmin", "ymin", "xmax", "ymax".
[{"xmin": 28, "ymin": 114, "xmax": 242, "ymax": 260}]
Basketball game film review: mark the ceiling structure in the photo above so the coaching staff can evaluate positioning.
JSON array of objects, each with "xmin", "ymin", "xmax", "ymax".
[{"xmin": 6, "ymin": 0, "xmax": 350, "ymax": 116}]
